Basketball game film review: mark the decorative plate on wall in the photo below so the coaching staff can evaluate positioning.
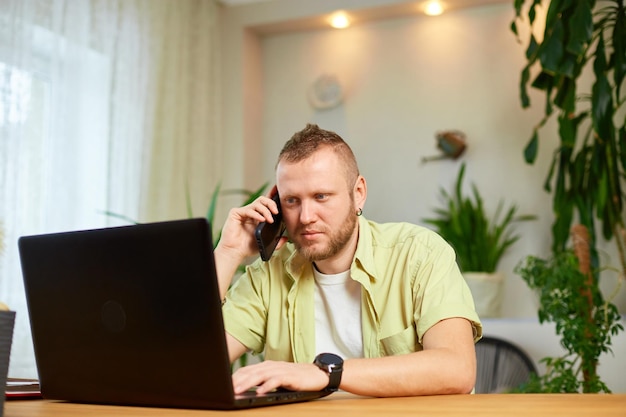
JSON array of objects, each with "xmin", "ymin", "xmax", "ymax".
[{"xmin": 308, "ymin": 74, "xmax": 343, "ymax": 110}]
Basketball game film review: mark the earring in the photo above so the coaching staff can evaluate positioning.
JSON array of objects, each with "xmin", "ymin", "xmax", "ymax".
[{"xmin": 356, "ymin": 208, "xmax": 363, "ymax": 216}]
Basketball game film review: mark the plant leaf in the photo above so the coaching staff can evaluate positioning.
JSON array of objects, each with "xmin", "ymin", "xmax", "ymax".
[
  {"xmin": 565, "ymin": 1, "xmax": 592, "ymax": 56},
  {"xmin": 524, "ymin": 131, "xmax": 539, "ymax": 163},
  {"xmin": 612, "ymin": 0, "xmax": 626, "ymax": 98},
  {"xmin": 206, "ymin": 182, "xmax": 221, "ymax": 225},
  {"xmin": 591, "ymin": 40, "xmax": 613, "ymax": 140},
  {"xmin": 539, "ymin": 18, "xmax": 564, "ymax": 74}
]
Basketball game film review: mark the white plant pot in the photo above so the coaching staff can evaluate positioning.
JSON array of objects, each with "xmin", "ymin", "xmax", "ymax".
[{"xmin": 463, "ymin": 271, "xmax": 504, "ymax": 318}]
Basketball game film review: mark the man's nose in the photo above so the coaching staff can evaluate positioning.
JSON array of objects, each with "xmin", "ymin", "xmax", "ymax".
[{"xmin": 299, "ymin": 200, "xmax": 316, "ymax": 224}]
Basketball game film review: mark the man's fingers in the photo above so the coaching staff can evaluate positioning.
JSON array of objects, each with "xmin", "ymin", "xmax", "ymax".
[
  {"xmin": 232, "ymin": 361, "xmax": 282, "ymax": 394},
  {"xmin": 232, "ymin": 361, "xmax": 328, "ymax": 394},
  {"xmin": 238, "ymin": 197, "xmax": 278, "ymax": 223}
]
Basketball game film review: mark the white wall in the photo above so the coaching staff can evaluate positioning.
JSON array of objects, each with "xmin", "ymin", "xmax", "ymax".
[
  {"xmin": 224, "ymin": 1, "xmax": 625, "ymax": 317},
  {"xmin": 220, "ymin": 0, "xmax": 626, "ymax": 390}
]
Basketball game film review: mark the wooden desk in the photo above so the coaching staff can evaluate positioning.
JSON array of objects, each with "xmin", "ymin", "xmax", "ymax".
[{"xmin": 4, "ymin": 393, "xmax": 626, "ymax": 416}]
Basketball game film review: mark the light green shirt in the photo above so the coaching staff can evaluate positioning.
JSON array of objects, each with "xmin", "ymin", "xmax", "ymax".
[{"xmin": 223, "ymin": 216, "xmax": 482, "ymax": 363}]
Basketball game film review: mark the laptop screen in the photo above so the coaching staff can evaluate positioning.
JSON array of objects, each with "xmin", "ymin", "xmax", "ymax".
[{"xmin": 19, "ymin": 219, "xmax": 237, "ymax": 408}]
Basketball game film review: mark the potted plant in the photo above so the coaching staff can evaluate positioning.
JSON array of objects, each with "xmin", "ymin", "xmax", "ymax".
[
  {"xmin": 511, "ymin": 0, "xmax": 625, "ymax": 392},
  {"xmin": 423, "ymin": 163, "xmax": 535, "ymax": 318}
]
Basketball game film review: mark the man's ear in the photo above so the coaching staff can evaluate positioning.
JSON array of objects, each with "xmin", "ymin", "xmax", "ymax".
[{"xmin": 354, "ymin": 175, "xmax": 367, "ymax": 210}]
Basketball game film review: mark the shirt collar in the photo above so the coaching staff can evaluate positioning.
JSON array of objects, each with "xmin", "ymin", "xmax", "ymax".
[{"xmin": 352, "ymin": 215, "xmax": 379, "ymax": 285}]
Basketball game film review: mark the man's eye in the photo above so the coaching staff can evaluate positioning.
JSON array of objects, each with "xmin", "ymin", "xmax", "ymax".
[{"xmin": 315, "ymin": 194, "xmax": 328, "ymax": 201}]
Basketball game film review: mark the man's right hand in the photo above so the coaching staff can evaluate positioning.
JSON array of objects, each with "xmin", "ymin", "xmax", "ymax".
[{"xmin": 213, "ymin": 188, "xmax": 284, "ymax": 298}]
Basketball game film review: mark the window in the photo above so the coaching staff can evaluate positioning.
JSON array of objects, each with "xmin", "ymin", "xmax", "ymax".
[{"xmin": 0, "ymin": 25, "xmax": 112, "ymax": 378}]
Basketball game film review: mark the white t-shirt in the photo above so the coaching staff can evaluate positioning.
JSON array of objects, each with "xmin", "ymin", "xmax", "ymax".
[{"xmin": 313, "ymin": 268, "xmax": 363, "ymax": 359}]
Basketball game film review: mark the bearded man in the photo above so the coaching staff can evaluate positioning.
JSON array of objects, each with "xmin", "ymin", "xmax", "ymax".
[{"xmin": 214, "ymin": 124, "xmax": 481, "ymax": 397}]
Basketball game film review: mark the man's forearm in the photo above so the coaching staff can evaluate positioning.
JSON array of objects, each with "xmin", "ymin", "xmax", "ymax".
[
  {"xmin": 340, "ymin": 349, "xmax": 475, "ymax": 397},
  {"xmin": 340, "ymin": 318, "xmax": 477, "ymax": 397}
]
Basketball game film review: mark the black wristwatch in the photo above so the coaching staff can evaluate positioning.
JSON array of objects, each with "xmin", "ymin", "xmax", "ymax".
[{"xmin": 313, "ymin": 353, "xmax": 343, "ymax": 392}]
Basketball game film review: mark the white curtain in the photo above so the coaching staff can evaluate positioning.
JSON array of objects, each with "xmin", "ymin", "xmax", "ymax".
[{"xmin": 0, "ymin": 0, "xmax": 222, "ymax": 378}]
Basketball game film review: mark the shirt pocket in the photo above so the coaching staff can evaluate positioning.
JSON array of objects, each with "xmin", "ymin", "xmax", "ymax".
[{"xmin": 379, "ymin": 325, "xmax": 420, "ymax": 356}]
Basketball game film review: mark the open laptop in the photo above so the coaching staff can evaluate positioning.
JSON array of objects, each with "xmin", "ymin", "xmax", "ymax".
[{"xmin": 18, "ymin": 218, "xmax": 330, "ymax": 409}]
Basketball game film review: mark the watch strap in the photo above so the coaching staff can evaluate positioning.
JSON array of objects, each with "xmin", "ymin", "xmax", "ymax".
[{"xmin": 326, "ymin": 365, "xmax": 342, "ymax": 391}]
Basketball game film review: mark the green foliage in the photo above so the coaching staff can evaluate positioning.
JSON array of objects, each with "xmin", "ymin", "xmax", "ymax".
[
  {"xmin": 515, "ymin": 251, "xmax": 623, "ymax": 393},
  {"xmin": 100, "ymin": 211, "xmax": 139, "ymax": 225},
  {"xmin": 512, "ymin": 0, "xmax": 626, "ymax": 393},
  {"xmin": 511, "ymin": 0, "xmax": 626, "ymax": 256},
  {"xmin": 423, "ymin": 163, "xmax": 535, "ymax": 273}
]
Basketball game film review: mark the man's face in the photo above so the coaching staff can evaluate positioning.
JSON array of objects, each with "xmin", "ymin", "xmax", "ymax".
[{"xmin": 276, "ymin": 147, "xmax": 358, "ymax": 263}]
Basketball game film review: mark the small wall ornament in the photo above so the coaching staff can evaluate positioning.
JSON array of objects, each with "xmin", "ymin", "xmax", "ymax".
[{"xmin": 422, "ymin": 130, "xmax": 467, "ymax": 163}]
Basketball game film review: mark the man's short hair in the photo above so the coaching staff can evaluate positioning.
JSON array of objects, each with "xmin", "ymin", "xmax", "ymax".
[{"xmin": 277, "ymin": 124, "xmax": 360, "ymax": 188}]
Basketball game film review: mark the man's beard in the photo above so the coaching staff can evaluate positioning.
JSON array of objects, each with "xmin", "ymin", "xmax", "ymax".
[{"xmin": 293, "ymin": 206, "xmax": 358, "ymax": 262}]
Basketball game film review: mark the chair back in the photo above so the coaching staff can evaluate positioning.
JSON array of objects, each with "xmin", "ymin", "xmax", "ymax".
[{"xmin": 475, "ymin": 336, "xmax": 537, "ymax": 393}]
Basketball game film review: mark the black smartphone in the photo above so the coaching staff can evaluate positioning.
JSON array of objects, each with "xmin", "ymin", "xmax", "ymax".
[{"xmin": 255, "ymin": 194, "xmax": 286, "ymax": 261}]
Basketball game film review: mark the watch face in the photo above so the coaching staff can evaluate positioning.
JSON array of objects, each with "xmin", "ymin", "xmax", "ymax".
[{"xmin": 317, "ymin": 353, "xmax": 343, "ymax": 367}]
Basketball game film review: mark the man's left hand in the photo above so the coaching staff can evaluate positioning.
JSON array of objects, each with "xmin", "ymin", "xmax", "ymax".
[{"xmin": 232, "ymin": 360, "xmax": 329, "ymax": 394}]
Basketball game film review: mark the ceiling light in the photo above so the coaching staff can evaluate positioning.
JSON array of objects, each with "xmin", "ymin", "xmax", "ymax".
[
  {"xmin": 424, "ymin": 1, "xmax": 444, "ymax": 16},
  {"xmin": 329, "ymin": 11, "xmax": 350, "ymax": 29}
]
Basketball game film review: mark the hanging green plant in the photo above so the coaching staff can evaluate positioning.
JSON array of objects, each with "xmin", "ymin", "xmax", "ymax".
[
  {"xmin": 511, "ymin": 0, "xmax": 626, "ymax": 393},
  {"xmin": 511, "ymin": 0, "xmax": 626, "ymax": 264}
]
